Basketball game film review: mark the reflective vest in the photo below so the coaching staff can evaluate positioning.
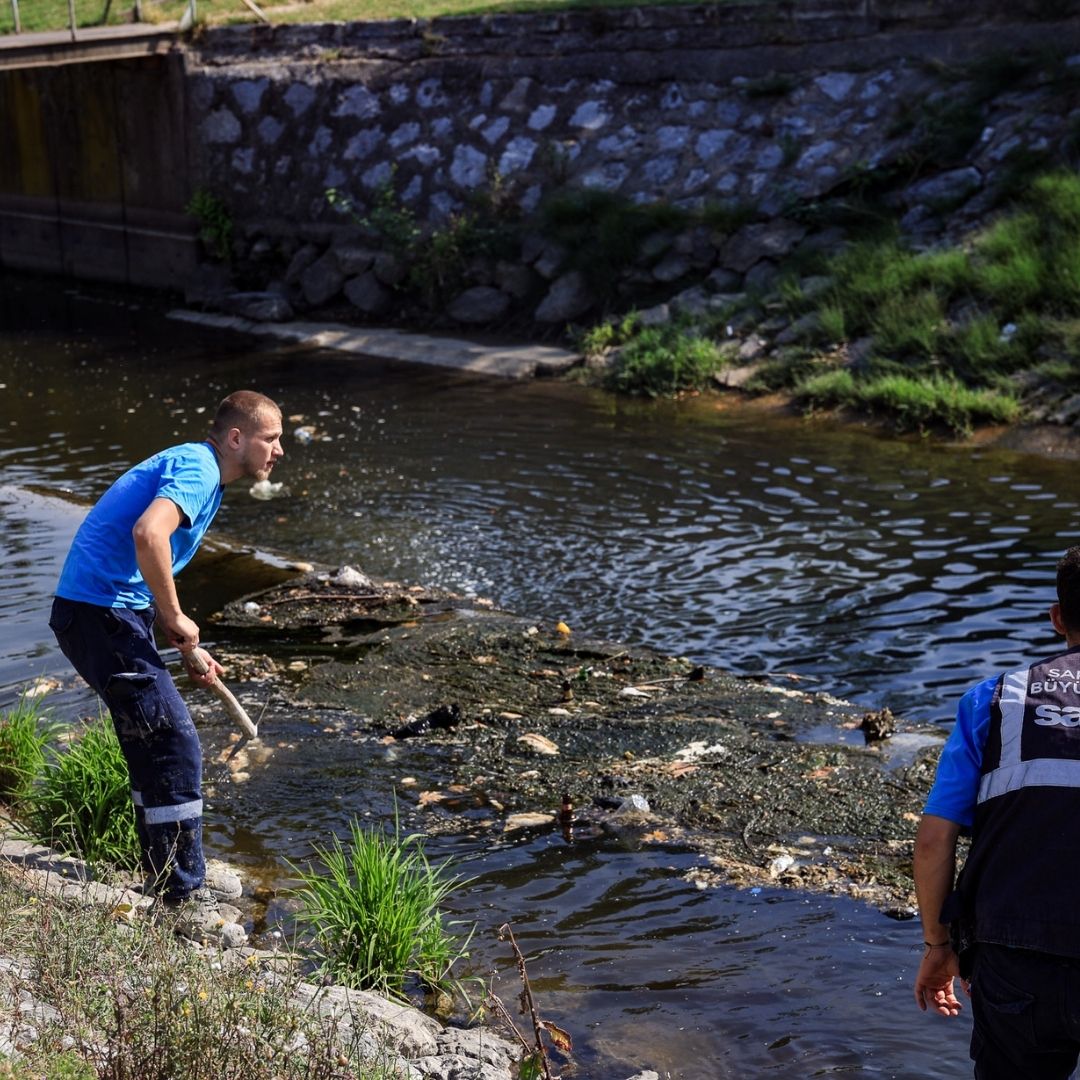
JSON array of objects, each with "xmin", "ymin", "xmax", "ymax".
[{"xmin": 960, "ymin": 644, "xmax": 1080, "ymax": 957}]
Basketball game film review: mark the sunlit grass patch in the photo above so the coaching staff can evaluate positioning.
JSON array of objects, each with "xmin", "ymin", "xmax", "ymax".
[
  {"xmin": 0, "ymin": 693, "xmax": 54, "ymax": 804},
  {"xmin": 290, "ymin": 815, "xmax": 474, "ymax": 1000},
  {"xmin": 25, "ymin": 716, "xmax": 141, "ymax": 871},
  {"xmin": 796, "ymin": 367, "xmax": 1020, "ymax": 434}
]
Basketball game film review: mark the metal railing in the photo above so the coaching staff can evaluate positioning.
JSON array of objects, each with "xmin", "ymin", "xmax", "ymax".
[{"xmin": 3, "ymin": 1, "xmax": 213, "ymax": 37}]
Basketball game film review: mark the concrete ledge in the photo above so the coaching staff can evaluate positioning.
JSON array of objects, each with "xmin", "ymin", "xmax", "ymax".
[{"xmin": 167, "ymin": 310, "xmax": 582, "ymax": 378}]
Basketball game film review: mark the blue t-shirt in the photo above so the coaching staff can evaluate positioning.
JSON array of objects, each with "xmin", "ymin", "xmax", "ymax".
[
  {"xmin": 56, "ymin": 442, "xmax": 223, "ymax": 609},
  {"xmin": 922, "ymin": 675, "xmax": 999, "ymax": 827}
]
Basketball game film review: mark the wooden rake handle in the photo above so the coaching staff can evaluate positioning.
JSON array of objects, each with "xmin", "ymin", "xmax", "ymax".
[{"xmin": 183, "ymin": 650, "xmax": 259, "ymax": 739}]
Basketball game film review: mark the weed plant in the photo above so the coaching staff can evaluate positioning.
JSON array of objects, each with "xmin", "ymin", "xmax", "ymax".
[
  {"xmin": 290, "ymin": 816, "xmax": 474, "ymax": 1000},
  {"xmin": 0, "ymin": 695, "xmax": 54, "ymax": 803},
  {"xmin": 26, "ymin": 716, "xmax": 141, "ymax": 871},
  {"xmin": 0, "ymin": 866, "xmax": 398, "ymax": 1079},
  {"xmin": 605, "ymin": 326, "xmax": 724, "ymax": 396},
  {"xmin": 796, "ymin": 367, "xmax": 1020, "ymax": 434},
  {"xmin": 328, "ymin": 178, "xmax": 516, "ymax": 307},
  {"xmin": 540, "ymin": 190, "xmax": 687, "ymax": 301}
]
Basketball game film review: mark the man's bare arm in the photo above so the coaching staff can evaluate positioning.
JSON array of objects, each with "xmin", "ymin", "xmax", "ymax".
[
  {"xmin": 132, "ymin": 498, "xmax": 192, "ymax": 647},
  {"xmin": 913, "ymin": 813, "xmax": 964, "ymax": 1016},
  {"xmin": 131, "ymin": 498, "xmax": 222, "ymax": 685}
]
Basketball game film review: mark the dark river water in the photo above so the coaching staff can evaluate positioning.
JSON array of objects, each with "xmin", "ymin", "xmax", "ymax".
[{"xmin": 7, "ymin": 277, "xmax": 1080, "ymax": 1076}]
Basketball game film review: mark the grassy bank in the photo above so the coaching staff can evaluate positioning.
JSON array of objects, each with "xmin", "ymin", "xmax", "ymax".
[
  {"xmin": 0, "ymin": 863, "xmax": 400, "ymax": 1079},
  {"xmin": 0, "ymin": 0, "xmax": 736, "ymax": 35},
  {"xmin": 583, "ymin": 171, "xmax": 1080, "ymax": 435}
]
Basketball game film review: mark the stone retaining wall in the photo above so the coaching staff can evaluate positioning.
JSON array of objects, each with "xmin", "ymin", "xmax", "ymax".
[{"xmin": 179, "ymin": 0, "xmax": 1080, "ymax": 328}]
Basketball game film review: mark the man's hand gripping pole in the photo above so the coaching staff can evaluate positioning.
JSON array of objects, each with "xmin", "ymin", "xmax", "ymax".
[{"xmin": 183, "ymin": 649, "xmax": 259, "ymax": 739}]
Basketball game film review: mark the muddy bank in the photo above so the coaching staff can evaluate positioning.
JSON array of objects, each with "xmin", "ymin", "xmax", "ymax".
[{"xmin": 206, "ymin": 566, "xmax": 946, "ymax": 920}]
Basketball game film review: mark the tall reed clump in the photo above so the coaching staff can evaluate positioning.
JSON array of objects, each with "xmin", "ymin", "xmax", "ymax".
[
  {"xmin": 0, "ymin": 866, "xmax": 398, "ymax": 1080},
  {"xmin": 290, "ymin": 816, "xmax": 474, "ymax": 1000},
  {"xmin": 25, "ymin": 715, "xmax": 141, "ymax": 871},
  {"xmin": 0, "ymin": 694, "xmax": 54, "ymax": 804}
]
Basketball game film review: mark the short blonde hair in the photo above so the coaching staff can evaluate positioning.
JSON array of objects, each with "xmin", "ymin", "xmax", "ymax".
[{"xmin": 209, "ymin": 391, "xmax": 280, "ymax": 438}]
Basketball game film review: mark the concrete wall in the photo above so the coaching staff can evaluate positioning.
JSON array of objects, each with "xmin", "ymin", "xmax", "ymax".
[{"xmin": 0, "ymin": 54, "xmax": 197, "ymax": 289}]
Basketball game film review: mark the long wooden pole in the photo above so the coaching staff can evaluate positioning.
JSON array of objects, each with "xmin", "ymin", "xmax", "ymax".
[
  {"xmin": 183, "ymin": 649, "xmax": 260, "ymax": 739},
  {"xmin": 10, "ymin": 0, "xmax": 20, "ymax": 33},
  {"xmin": 67, "ymin": 0, "xmax": 77, "ymax": 39}
]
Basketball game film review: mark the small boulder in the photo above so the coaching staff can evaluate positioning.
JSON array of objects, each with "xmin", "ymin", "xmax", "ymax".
[
  {"xmin": 373, "ymin": 251, "xmax": 408, "ymax": 287},
  {"xmin": 344, "ymin": 272, "xmax": 393, "ymax": 316},
  {"xmin": 721, "ymin": 220, "xmax": 806, "ymax": 273},
  {"xmin": 221, "ymin": 291, "xmax": 294, "ymax": 323},
  {"xmin": 705, "ymin": 267, "xmax": 743, "ymax": 294},
  {"xmin": 300, "ymin": 252, "xmax": 345, "ymax": 307},
  {"xmin": 534, "ymin": 271, "xmax": 594, "ymax": 323},
  {"xmin": 494, "ymin": 260, "xmax": 538, "ymax": 299},
  {"xmin": 284, "ymin": 243, "xmax": 319, "ymax": 285},
  {"xmin": 902, "ymin": 167, "xmax": 982, "ymax": 209},
  {"xmin": 532, "ymin": 241, "xmax": 568, "ymax": 280},
  {"xmin": 447, "ymin": 286, "xmax": 511, "ymax": 324},
  {"xmin": 714, "ymin": 361, "xmax": 764, "ymax": 389},
  {"xmin": 651, "ymin": 252, "xmax": 692, "ymax": 283},
  {"xmin": 332, "ymin": 244, "xmax": 377, "ymax": 276}
]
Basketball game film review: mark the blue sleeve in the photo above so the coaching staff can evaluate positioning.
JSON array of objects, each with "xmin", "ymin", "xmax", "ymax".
[
  {"xmin": 923, "ymin": 676, "xmax": 998, "ymax": 828},
  {"xmin": 156, "ymin": 447, "xmax": 218, "ymax": 528}
]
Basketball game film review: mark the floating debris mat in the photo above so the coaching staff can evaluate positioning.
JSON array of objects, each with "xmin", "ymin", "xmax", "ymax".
[{"xmin": 211, "ymin": 564, "xmax": 469, "ymax": 633}]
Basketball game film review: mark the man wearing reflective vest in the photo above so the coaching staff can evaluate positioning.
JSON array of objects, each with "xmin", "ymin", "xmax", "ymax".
[{"xmin": 914, "ymin": 545, "xmax": 1080, "ymax": 1077}]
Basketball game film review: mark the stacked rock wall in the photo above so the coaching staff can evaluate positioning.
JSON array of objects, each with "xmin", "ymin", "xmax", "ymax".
[{"xmin": 181, "ymin": 1, "xmax": 1080, "ymax": 326}]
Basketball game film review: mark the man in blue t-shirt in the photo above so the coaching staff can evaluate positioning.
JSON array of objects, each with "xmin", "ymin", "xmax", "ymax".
[
  {"xmin": 914, "ymin": 545, "xmax": 1080, "ymax": 1078},
  {"xmin": 49, "ymin": 390, "xmax": 283, "ymax": 944}
]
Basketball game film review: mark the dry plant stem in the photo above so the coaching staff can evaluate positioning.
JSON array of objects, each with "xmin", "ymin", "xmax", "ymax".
[
  {"xmin": 499, "ymin": 922, "xmax": 554, "ymax": 1080},
  {"xmin": 485, "ymin": 989, "xmax": 532, "ymax": 1054}
]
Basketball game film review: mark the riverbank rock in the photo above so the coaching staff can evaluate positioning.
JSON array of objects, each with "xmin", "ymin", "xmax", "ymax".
[{"xmin": 0, "ymin": 834, "xmax": 524, "ymax": 1080}]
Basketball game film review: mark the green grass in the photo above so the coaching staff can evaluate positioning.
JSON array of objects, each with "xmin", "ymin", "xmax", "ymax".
[
  {"xmin": 25, "ymin": 715, "xmax": 141, "ymax": 871},
  {"xmin": 0, "ymin": 0, "xmax": 753, "ymax": 34},
  {"xmin": 0, "ymin": 866, "xmax": 398, "ymax": 1079},
  {"xmin": 776, "ymin": 170, "xmax": 1080, "ymax": 427},
  {"xmin": 796, "ymin": 367, "xmax": 1021, "ymax": 434},
  {"xmin": 606, "ymin": 326, "xmax": 724, "ymax": 396},
  {"xmin": 290, "ymin": 815, "xmax": 474, "ymax": 1000},
  {"xmin": 0, "ymin": 694, "xmax": 54, "ymax": 803}
]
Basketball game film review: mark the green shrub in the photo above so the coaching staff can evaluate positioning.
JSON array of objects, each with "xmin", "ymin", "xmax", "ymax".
[
  {"xmin": 540, "ymin": 190, "xmax": 687, "ymax": 298},
  {"xmin": 605, "ymin": 327, "xmax": 723, "ymax": 396},
  {"xmin": 290, "ymin": 816, "xmax": 474, "ymax": 999},
  {"xmin": 185, "ymin": 189, "xmax": 233, "ymax": 263},
  {"xmin": 857, "ymin": 372, "xmax": 1021, "ymax": 433},
  {"xmin": 870, "ymin": 289, "xmax": 946, "ymax": 359},
  {"xmin": 817, "ymin": 303, "xmax": 847, "ymax": 343},
  {"xmin": 27, "ymin": 717, "xmax": 140, "ymax": 870},
  {"xmin": 0, "ymin": 694, "xmax": 53, "ymax": 802},
  {"xmin": 944, "ymin": 314, "xmax": 1020, "ymax": 376},
  {"xmin": 795, "ymin": 367, "xmax": 856, "ymax": 409}
]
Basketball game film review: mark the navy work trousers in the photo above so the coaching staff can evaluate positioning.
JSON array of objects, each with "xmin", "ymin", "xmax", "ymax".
[
  {"xmin": 49, "ymin": 596, "xmax": 205, "ymax": 901},
  {"xmin": 971, "ymin": 943, "xmax": 1080, "ymax": 1079}
]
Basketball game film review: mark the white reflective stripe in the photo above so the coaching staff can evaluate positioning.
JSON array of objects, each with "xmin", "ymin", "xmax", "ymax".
[
  {"xmin": 143, "ymin": 799, "xmax": 203, "ymax": 825},
  {"xmin": 997, "ymin": 667, "xmax": 1030, "ymax": 769},
  {"xmin": 978, "ymin": 757, "xmax": 1080, "ymax": 803},
  {"xmin": 131, "ymin": 790, "xmax": 143, "ymax": 807}
]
